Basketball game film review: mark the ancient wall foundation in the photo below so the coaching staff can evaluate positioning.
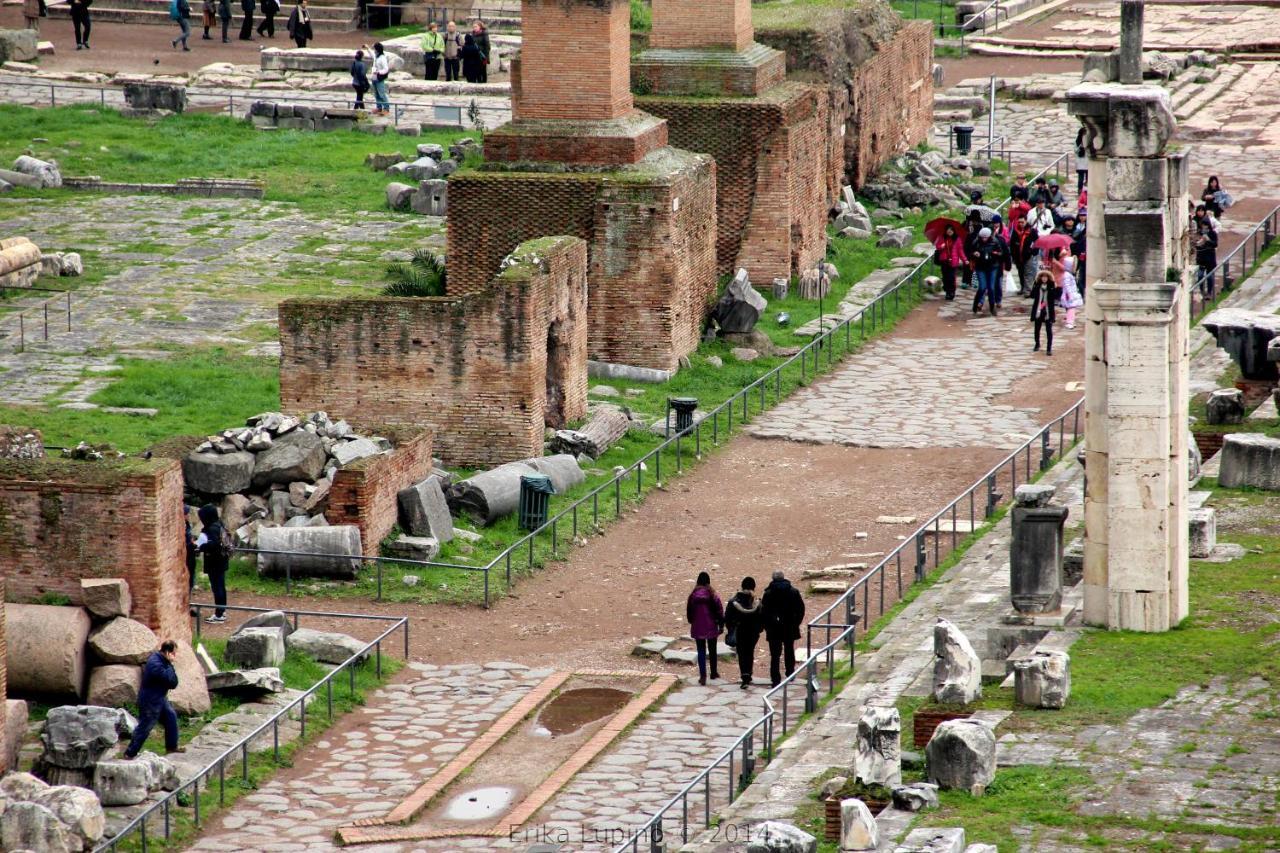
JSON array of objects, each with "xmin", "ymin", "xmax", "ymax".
[
  {"xmin": 326, "ymin": 427, "xmax": 434, "ymax": 549},
  {"xmin": 279, "ymin": 236, "xmax": 590, "ymax": 468}
]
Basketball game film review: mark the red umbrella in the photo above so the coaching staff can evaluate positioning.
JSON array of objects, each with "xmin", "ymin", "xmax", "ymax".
[
  {"xmin": 1034, "ymin": 233, "xmax": 1072, "ymax": 251},
  {"xmin": 925, "ymin": 217, "xmax": 966, "ymax": 244}
]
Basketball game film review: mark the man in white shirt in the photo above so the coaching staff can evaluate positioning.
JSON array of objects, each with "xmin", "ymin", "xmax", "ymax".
[{"xmin": 1026, "ymin": 198, "xmax": 1055, "ymax": 239}]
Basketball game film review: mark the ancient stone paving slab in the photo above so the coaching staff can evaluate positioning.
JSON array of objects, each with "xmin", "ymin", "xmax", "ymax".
[
  {"xmin": 748, "ymin": 299, "xmax": 1076, "ymax": 449},
  {"xmin": 999, "ymin": 1, "xmax": 1280, "ymax": 52},
  {"xmin": 0, "ymin": 194, "xmax": 440, "ymax": 405},
  {"xmin": 187, "ymin": 662, "xmax": 761, "ymax": 852}
]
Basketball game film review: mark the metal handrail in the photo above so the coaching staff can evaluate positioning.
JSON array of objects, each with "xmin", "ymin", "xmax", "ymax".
[
  {"xmin": 1191, "ymin": 203, "xmax": 1280, "ymax": 320},
  {"xmin": 93, "ymin": 603, "xmax": 409, "ymax": 853}
]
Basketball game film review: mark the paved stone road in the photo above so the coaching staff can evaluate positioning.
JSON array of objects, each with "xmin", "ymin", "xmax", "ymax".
[
  {"xmin": 748, "ymin": 299, "xmax": 1080, "ymax": 450},
  {"xmin": 0, "ymin": 195, "xmax": 440, "ymax": 404},
  {"xmin": 998, "ymin": 0, "xmax": 1280, "ymax": 52}
]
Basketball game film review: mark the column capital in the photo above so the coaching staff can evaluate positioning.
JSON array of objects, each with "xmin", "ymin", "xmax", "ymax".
[{"xmin": 1093, "ymin": 281, "xmax": 1178, "ymax": 324}]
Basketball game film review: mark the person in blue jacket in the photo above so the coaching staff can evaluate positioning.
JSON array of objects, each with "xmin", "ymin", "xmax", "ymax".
[{"xmin": 123, "ymin": 640, "xmax": 182, "ymax": 758}]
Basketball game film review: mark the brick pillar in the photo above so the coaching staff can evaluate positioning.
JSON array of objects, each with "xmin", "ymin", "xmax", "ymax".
[
  {"xmin": 516, "ymin": 0, "xmax": 634, "ymax": 121},
  {"xmin": 650, "ymin": 0, "xmax": 753, "ymax": 51}
]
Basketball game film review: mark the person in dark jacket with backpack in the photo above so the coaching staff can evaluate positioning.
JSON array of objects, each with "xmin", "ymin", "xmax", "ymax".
[
  {"xmin": 760, "ymin": 570, "xmax": 804, "ymax": 687},
  {"xmin": 123, "ymin": 640, "xmax": 182, "ymax": 758},
  {"xmin": 723, "ymin": 577, "xmax": 764, "ymax": 689},
  {"xmin": 350, "ymin": 49, "xmax": 370, "ymax": 110},
  {"xmin": 686, "ymin": 571, "xmax": 724, "ymax": 685},
  {"xmin": 197, "ymin": 503, "xmax": 230, "ymax": 622}
]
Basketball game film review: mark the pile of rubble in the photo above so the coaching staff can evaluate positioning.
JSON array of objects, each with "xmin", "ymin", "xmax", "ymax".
[
  {"xmin": 0, "ymin": 155, "xmax": 62, "ymax": 192},
  {"xmin": 855, "ymin": 149, "xmax": 989, "ymax": 216},
  {"xmin": 382, "ymin": 137, "xmax": 480, "ymax": 215},
  {"xmin": 0, "ymin": 767, "xmax": 109, "ymax": 852}
]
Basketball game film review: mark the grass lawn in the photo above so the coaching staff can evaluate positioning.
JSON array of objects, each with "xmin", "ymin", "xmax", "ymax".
[{"xmin": 0, "ymin": 104, "xmax": 476, "ymax": 218}]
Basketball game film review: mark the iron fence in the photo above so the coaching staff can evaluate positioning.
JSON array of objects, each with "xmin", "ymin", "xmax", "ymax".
[
  {"xmin": 93, "ymin": 603, "xmax": 409, "ymax": 853},
  {"xmin": 0, "ymin": 284, "xmax": 72, "ymax": 352},
  {"xmin": 1191, "ymin": 203, "xmax": 1280, "ymax": 321}
]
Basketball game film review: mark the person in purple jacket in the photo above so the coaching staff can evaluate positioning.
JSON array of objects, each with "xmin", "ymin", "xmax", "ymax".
[{"xmin": 686, "ymin": 571, "xmax": 724, "ymax": 686}]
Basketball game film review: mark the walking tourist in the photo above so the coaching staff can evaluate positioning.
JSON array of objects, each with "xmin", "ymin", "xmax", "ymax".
[
  {"xmin": 170, "ymin": 0, "xmax": 191, "ymax": 51},
  {"xmin": 443, "ymin": 20, "xmax": 462, "ymax": 81},
  {"xmin": 969, "ymin": 226, "xmax": 1006, "ymax": 316},
  {"xmin": 1026, "ymin": 197, "xmax": 1055, "ymax": 239},
  {"xmin": 1029, "ymin": 176, "xmax": 1050, "ymax": 206},
  {"xmin": 461, "ymin": 32, "xmax": 483, "ymax": 83},
  {"xmin": 1201, "ymin": 175, "xmax": 1229, "ymax": 219},
  {"xmin": 1009, "ymin": 215, "xmax": 1038, "ymax": 296},
  {"xmin": 197, "ymin": 503, "xmax": 230, "ymax": 622},
  {"xmin": 201, "ymin": 0, "xmax": 215, "ymax": 38},
  {"xmin": 350, "ymin": 48, "xmax": 370, "ymax": 109},
  {"xmin": 761, "ymin": 570, "xmax": 804, "ymax": 688},
  {"xmin": 472, "ymin": 19, "xmax": 490, "ymax": 82},
  {"xmin": 1193, "ymin": 204, "xmax": 1219, "ymax": 301},
  {"xmin": 286, "ymin": 0, "xmax": 311, "ymax": 47},
  {"xmin": 686, "ymin": 571, "xmax": 724, "ymax": 686},
  {"xmin": 123, "ymin": 640, "xmax": 182, "ymax": 759},
  {"xmin": 370, "ymin": 41, "xmax": 391, "ymax": 115},
  {"xmin": 70, "ymin": 0, "xmax": 91, "ymax": 48},
  {"xmin": 184, "ymin": 503, "xmax": 198, "ymax": 592},
  {"xmin": 257, "ymin": 0, "xmax": 278, "ymax": 37},
  {"xmin": 1029, "ymin": 270, "xmax": 1060, "ymax": 356},
  {"xmin": 217, "ymin": 0, "xmax": 231, "ymax": 41},
  {"xmin": 1075, "ymin": 127, "xmax": 1089, "ymax": 194},
  {"xmin": 22, "ymin": 0, "xmax": 41, "ymax": 31},
  {"xmin": 421, "ymin": 21, "xmax": 443, "ymax": 80},
  {"xmin": 933, "ymin": 222, "xmax": 966, "ymax": 301},
  {"xmin": 1059, "ymin": 255, "xmax": 1083, "ymax": 330},
  {"xmin": 238, "ymin": 0, "xmax": 255, "ymax": 41},
  {"xmin": 723, "ymin": 577, "xmax": 764, "ymax": 689},
  {"xmin": 1009, "ymin": 174, "xmax": 1029, "ymax": 204}
]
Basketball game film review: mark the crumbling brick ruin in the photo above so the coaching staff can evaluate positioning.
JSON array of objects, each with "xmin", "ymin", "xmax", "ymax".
[
  {"xmin": 446, "ymin": 0, "xmax": 719, "ymax": 373},
  {"xmin": 279, "ymin": 236, "xmax": 589, "ymax": 468},
  {"xmin": 753, "ymin": 1, "xmax": 935, "ymax": 194},
  {"xmin": 0, "ymin": 457, "xmax": 191, "ymax": 643},
  {"xmin": 325, "ymin": 427, "xmax": 434, "ymax": 548},
  {"xmin": 633, "ymin": 0, "xmax": 830, "ymax": 282}
]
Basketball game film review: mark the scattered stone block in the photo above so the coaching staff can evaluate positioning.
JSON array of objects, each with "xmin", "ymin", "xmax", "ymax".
[
  {"xmin": 86, "ymin": 665, "xmax": 141, "ymax": 708},
  {"xmin": 819, "ymin": 775, "xmax": 847, "ymax": 800},
  {"xmin": 133, "ymin": 750, "xmax": 179, "ymax": 791},
  {"xmin": 0, "ymin": 801, "xmax": 73, "ymax": 853},
  {"xmin": 233, "ymin": 609, "xmax": 294, "ymax": 636},
  {"xmin": 12, "ymin": 154, "xmax": 62, "ymax": 188},
  {"xmin": 839, "ymin": 798, "xmax": 878, "ymax": 851},
  {"xmin": 1218, "ymin": 433, "xmax": 1280, "ymax": 490},
  {"xmin": 745, "ymin": 820, "xmax": 817, "ymax": 852},
  {"xmin": 933, "ymin": 618, "xmax": 981, "ymax": 704},
  {"xmin": 894, "ymin": 827, "xmax": 966, "ymax": 852},
  {"xmin": 79, "ymin": 578, "xmax": 131, "ymax": 620},
  {"xmin": 5, "ymin": 603, "xmax": 91, "ymax": 699},
  {"xmin": 877, "ymin": 227, "xmax": 914, "ymax": 249},
  {"xmin": 168, "ymin": 640, "xmax": 212, "ymax": 715},
  {"xmin": 87, "ymin": 617, "xmax": 158, "ymax": 665},
  {"xmin": 206, "ymin": 667, "xmax": 285, "ymax": 695},
  {"xmin": 39, "ymin": 706, "xmax": 137, "ymax": 771},
  {"xmin": 1013, "ymin": 650, "xmax": 1070, "ymax": 709},
  {"xmin": 256, "ymin": 525, "xmax": 364, "ymax": 579},
  {"xmin": 855, "ymin": 706, "xmax": 902, "ymax": 787},
  {"xmin": 225, "ymin": 626, "xmax": 287, "ymax": 669},
  {"xmin": 93, "ymin": 759, "xmax": 150, "ymax": 806},
  {"xmin": 182, "ymin": 449, "xmax": 255, "ymax": 495},
  {"xmin": 285, "ymin": 627, "xmax": 367, "ymax": 665},
  {"xmin": 713, "ymin": 268, "xmax": 767, "ymax": 335},
  {"xmin": 925, "ymin": 719, "xmax": 996, "ymax": 795},
  {"xmin": 195, "ymin": 642, "xmax": 220, "ymax": 675},
  {"xmin": 386, "ymin": 534, "xmax": 440, "ymax": 561},
  {"xmin": 366, "ymin": 151, "xmax": 404, "ymax": 170},
  {"xmin": 1205, "ymin": 388, "xmax": 1245, "ymax": 425},
  {"xmin": 32, "ymin": 784, "xmax": 105, "ymax": 849},
  {"xmin": 386, "ymin": 181, "xmax": 416, "ymax": 210},
  {"xmin": 251, "ymin": 429, "xmax": 327, "ymax": 488},
  {"xmin": 5, "ymin": 699, "xmax": 29, "ymax": 773},
  {"xmin": 0, "ymin": 28, "xmax": 39, "ymax": 63},
  {"xmin": 891, "ymin": 782, "xmax": 939, "ymax": 812},
  {"xmin": 398, "ymin": 476, "xmax": 454, "ymax": 543},
  {"xmin": 1012, "ymin": 484, "xmax": 1055, "ymax": 507},
  {"xmin": 876, "ymin": 515, "xmax": 917, "ymax": 524},
  {"xmin": 1189, "ymin": 507, "xmax": 1216, "ymax": 559}
]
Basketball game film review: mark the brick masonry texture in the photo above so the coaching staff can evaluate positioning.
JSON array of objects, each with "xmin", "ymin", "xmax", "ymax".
[
  {"xmin": 278, "ymin": 236, "xmax": 589, "ymax": 468},
  {"xmin": 446, "ymin": 152, "xmax": 718, "ymax": 371},
  {"xmin": 0, "ymin": 458, "xmax": 191, "ymax": 643},
  {"xmin": 639, "ymin": 81, "xmax": 829, "ymax": 281},
  {"xmin": 757, "ymin": 16, "xmax": 934, "ymax": 191},
  {"xmin": 517, "ymin": 0, "xmax": 633, "ymax": 121},
  {"xmin": 327, "ymin": 428, "xmax": 434, "ymax": 550},
  {"xmin": 651, "ymin": 0, "xmax": 753, "ymax": 51},
  {"xmin": 483, "ymin": 111, "xmax": 670, "ymax": 167},
  {"xmin": 0, "ymin": 579, "xmax": 6, "ymax": 776}
]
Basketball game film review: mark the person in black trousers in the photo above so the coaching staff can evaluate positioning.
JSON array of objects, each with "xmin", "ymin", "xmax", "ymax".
[
  {"xmin": 256, "ymin": 0, "xmax": 277, "ymax": 37},
  {"xmin": 442, "ymin": 20, "xmax": 462, "ymax": 81},
  {"xmin": 471, "ymin": 19, "xmax": 489, "ymax": 83},
  {"xmin": 197, "ymin": 504, "xmax": 230, "ymax": 622},
  {"xmin": 217, "ymin": 0, "xmax": 231, "ymax": 41},
  {"xmin": 70, "ymin": 0, "xmax": 92, "ymax": 48},
  {"xmin": 184, "ymin": 503, "xmax": 198, "ymax": 593},
  {"xmin": 239, "ymin": 0, "xmax": 255, "ymax": 40},
  {"xmin": 761, "ymin": 570, "xmax": 805, "ymax": 687},
  {"xmin": 1029, "ymin": 270, "xmax": 1060, "ymax": 356},
  {"xmin": 723, "ymin": 577, "xmax": 764, "ymax": 689}
]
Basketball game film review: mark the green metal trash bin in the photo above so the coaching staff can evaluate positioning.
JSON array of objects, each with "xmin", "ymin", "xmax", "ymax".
[{"xmin": 518, "ymin": 474, "xmax": 556, "ymax": 531}]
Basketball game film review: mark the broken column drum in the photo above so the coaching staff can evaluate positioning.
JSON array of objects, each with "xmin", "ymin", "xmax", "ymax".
[{"xmin": 1010, "ymin": 499, "xmax": 1068, "ymax": 613}]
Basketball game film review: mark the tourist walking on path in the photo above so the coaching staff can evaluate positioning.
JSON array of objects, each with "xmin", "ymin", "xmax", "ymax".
[
  {"xmin": 969, "ymin": 227, "xmax": 1006, "ymax": 316},
  {"xmin": 370, "ymin": 41, "xmax": 391, "ymax": 115},
  {"xmin": 123, "ymin": 640, "xmax": 182, "ymax": 759},
  {"xmin": 723, "ymin": 577, "xmax": 764, "ymax": 689},
  {"xmin": 442, "ymin": 20, "xmax": 462, "ymax": 81},
  {"xmin": 170, "ymin": 0, "xmax": 191, "ymax": 51},
  {"xmin": 461, "ymin": 32, "xmax": 483, "ymax": 84},
  {"xmin": 197, "ymin": 503, "xmax": 230, "ymax": 622},
  {"xmin": 22, "ymin": 0, "xmax": 41, "ymax": 31},
  {"xmin": 1193, "ymin": 204, "xmax": 1219, "ymax": 301},
  {"xmin": 933, "ymin": 223, "xmax": 966, "ymax": 302},
  {"xmin": 257, "ymin": 0, "xmax": 278, "ymax": 37},
  {"xmin": 1009, "ymin": 215, "xmax": 1038, "ymax": 296},
  {"xmin": 286, "ymin": 0, "xmax": 311, "ymax": 47},
  {"xmin": 761, "ymin": 570, "xmax": 804, "ymax": 688},
  {"xmin": 421, "ymin": 21, "xmax": 443, "ymax": 80},
  {"xmin": 1075, "ymin": 127, "xmax": 1089, "ymax": 194},
  {"xmin": 1009, "ymin": 174, "xmax": 1029, "ymax": 205},
  {"xmin": 1059, "ymin": 256, "xmax": 1083, "ymax": 330},
  {"xmin": 217, "ymin": 0, "xmax": 231, "ymax": 41},
  {"xmin": 238, "ymin": 0, "xmax": 255, "ymax": 40},
  {"xmin": 687, "ymin": 571, "xmax": 724, "ymax": 686},
  {"xmin": 184, "ymin": 503, "xmax": 198, "ymax": 593},
  {"xmin": 70, "ymin": 0, "xmax": 91, "ymax": 48},
  {"xmin": 350, "ymin": 48, "xmax": 369, "ymax": 109},
  {"xmin": 201, "ymin": 0, "xmax": 215, "ymax": 38},
  {"xmin": 1201, "ymin": 175, "xmax": 1230, "ymax": 219},
  {"xmin": 1029, "ymin": 270, "xmax": 1060, "ymax": 356},
  {"xmin": 472, "ymin": 20, "xmax": 490, "ymax": 82},
  {"xmin": 1025, "ymin": 197, "xmax": 1055, "ymax": 240}
]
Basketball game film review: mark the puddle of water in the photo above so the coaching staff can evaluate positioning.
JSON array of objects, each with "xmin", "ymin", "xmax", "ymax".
[
  {"xmin": 536, "ymin": 687, "xmax": 632, "ymax": 737},
  {"xmin": 443, "ymin": 786, "xmax": 517, "ymax": 821}
]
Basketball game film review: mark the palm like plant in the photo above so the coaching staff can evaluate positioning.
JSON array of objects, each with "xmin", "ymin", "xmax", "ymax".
[{"xmin": 382, "ymin": 250, "xmax": 447, "ymax": 297}]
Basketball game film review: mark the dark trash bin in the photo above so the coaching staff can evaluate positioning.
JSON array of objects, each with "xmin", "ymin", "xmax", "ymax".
[
  {"xmin": 953, "ymin": 124, "xmax": 974, "ymax": 156},
  {"xmin": 518, "ymin": 474, "xmax": 555, "ymax": 531},
  {"xmin": 668, "ymin": 397, "xmax": 699, "ymax": 436}
]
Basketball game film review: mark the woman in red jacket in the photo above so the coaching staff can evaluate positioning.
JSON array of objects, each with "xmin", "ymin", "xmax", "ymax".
[{"xmin": 933, "ymin": 223, "xmax": 967, "ymax": 301}]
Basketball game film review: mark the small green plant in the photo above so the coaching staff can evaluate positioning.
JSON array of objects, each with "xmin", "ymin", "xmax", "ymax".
[
  {"xmin": 35, "ymin": 592, "xmax": 73, "ymax": 606},
  {"xmin": 382, "ymin": 249, "xmax": 447, "ymax": 297},
  {"xmin": 630, "ymin": 0, "xmax": 651, "ymax": 31},
  {"xmin": 1176, "ymin": 742, "xmax": 1198, "ymax": 754}
]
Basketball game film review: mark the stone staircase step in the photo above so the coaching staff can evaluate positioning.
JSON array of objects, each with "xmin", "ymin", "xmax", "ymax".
[
  {"xmin": 934, "ymin": 108, "xmax": 975, "ymax": 123},
  {"xmin": 1174, "ymin": 63, "xmax": 1246, "ymax": 122},
  {"xmin": 934, "ymin": 93, "xmax": 988, "ymax": 115}
]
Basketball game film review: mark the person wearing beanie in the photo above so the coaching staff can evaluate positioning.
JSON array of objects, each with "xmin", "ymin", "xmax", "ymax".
[
  {"xmin": 723, "ymin": 577, "xmax": 764, "ymax": 689},
  {"xmin": 196, "ymin": 503, "xmax": 231, "ymax": 622}
]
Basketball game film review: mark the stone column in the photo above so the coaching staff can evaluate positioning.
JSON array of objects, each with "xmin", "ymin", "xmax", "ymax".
[{"xmin": 1118, "ymin": 0, "xmax": 1145, "ymax": 85}]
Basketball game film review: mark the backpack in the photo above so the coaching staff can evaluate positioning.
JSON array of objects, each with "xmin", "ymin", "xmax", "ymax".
[{"xmin": 169, "ymin": 0, "xmax": 181, "ymax": 18}]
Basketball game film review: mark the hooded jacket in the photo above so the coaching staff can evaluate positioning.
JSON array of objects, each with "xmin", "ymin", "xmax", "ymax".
[
  {"xmin": 138, "ymin": 650, "xmax": 179, "ymax": 713},
  {"xmin": 933, "ymin": 235, "xmax": 966, "ymax": 268},
  {"xmin": 197, "ymin": 504, "xmax": 230, "ymax": 574},
  {"xmin": 686, "ymin": 585, "xmax": 724, "ymax": 640},
  {"xmin": 760, "ymin": 577, "xmax": 804, "ymax": 642},
  {"xmin": 723, "ymin": 591, "xmax": 764, "ymax": 645}
]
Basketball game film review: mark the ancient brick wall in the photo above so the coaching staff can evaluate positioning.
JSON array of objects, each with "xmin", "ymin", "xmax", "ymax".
[
  {"xmin": 639, "ymin": 82, "xmax": 828, "ymax": 281},
  {"xmin": 0, "ymin": 458, "xmax": 191, "ymax": 643},
  {"xmin": 327, "ymin": 428, "xmax": 434, "ymax": 549},
  {"xmin": 279, "ymin": 236, "xmax": 589, "ymax": 468},
  {"xmin": 517, "ymin": 0, "xmax": 633, "ymax": 120},
  {"xmin": 446, "ymin": 154, "xmax": 718, "ymax": 371},
  {"xmin": 650, "ymin": 0, "xmax": 752, "ymax": 51},
  {"xmin": 0, "ymin": 579, "xmax": 6, "ymax": 776}
]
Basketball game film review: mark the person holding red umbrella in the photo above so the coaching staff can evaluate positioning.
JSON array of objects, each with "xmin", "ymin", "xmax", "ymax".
[{"xmin": 928, "ymin": 218, "xmax": 967, "ymax": 301}]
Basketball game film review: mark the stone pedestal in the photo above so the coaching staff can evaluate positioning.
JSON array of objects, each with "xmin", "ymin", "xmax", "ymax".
[{"xmin": 1010, "ymin": 502, "xmax": 1067, "ymax": 615}]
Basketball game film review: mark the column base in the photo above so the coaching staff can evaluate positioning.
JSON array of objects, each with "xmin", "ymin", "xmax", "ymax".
[
  {"xmin": 632, "ymin": 42, "xmax": 786, "ymax": 97},
  {"xmin": 484, "ymin": 111, "xmax": 669, "ymax": 167}
]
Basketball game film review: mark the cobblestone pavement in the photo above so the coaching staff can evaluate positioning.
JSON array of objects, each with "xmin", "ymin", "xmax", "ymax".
[
  {"xmin": 0, "ymin": 195, "xmax": 440, "ymax": 404},
  {"xmin": 747, "ymin": 298, "xmax": 1082, "ymax": 449},
  {"xmin": 998, "ymin": 1, "xmax": 1280, "ymax": 52},
  {"xmin": 187, "ymin": 662, "xmax": 763, "ymax": 852}
]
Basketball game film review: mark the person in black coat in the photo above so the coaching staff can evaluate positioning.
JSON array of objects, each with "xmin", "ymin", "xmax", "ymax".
[
  {"xmin": 1193, "ymin": 205, "xmax": 1219, "ymax": 300},
  {"xmin": 197, "ymin": 503, "xmax": 230, "ymax": 622},
  {"xmin": 723, "ymin": 577, "xmax": 765, "ymax": 689},
  {"xmin": 217, "ymin": 0, "xmax": 231, "ymax": 42},
  {"xmin": 123, "ymin": 641, "xmax": 182, "ymax": 758},
  {"xmin": 460, "ymin": 32, "xmax": 483, "ymax": 84},
  {"xmin": 760, "ymin": 570, "xmax": 805, "ymax": 687},
  {"xmin": 1028, "ymin": 269, "xmax": 1061, "ymax": 356},
  {"xmin": 256, "ymin": 0, "xmax": 278, "ymax": 37},
  {"xmin": 350, "ymin": 48, "xmax": 370, "ymax": 109},
  {"xmin": 239, "ymin": 0, "xmax": 255, "ymax": 41},
  {"xmin": 69, "ymin": 0, "xmax": 92, "ymax": 48},
  {"xmin": 471, "ymin": 20, "xmax": 490, "ymax": 83},
  {"xmin": 286, "ymin": 0, "xmax": 311, "ymax": 47}
]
